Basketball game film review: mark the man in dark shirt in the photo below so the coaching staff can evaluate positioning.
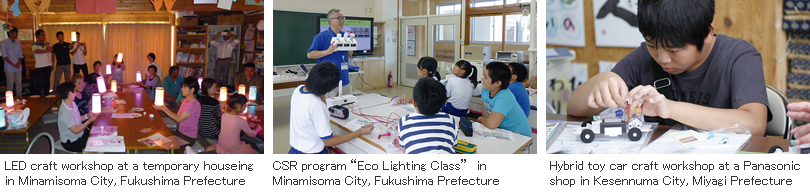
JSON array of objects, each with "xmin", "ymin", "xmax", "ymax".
[{"xmin": 53, "ymin": 31, "xmax": 72, "ymax": 89}]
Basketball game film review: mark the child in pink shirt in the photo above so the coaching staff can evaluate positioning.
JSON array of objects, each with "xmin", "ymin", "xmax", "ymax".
[{"xmin": 217, "ymin": 94, "xmax": 259, "ymax": 154}]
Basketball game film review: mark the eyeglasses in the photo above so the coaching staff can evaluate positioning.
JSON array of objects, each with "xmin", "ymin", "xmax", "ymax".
[{"xmin": 330, "ymin": 16, "xmax": 346, "ymax": 20}]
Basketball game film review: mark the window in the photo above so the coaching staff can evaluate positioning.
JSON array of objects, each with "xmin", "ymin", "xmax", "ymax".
[
  {"xmin": 436, "ymin": 3, "xmax": 461, "ymax": 14},
  {"xmin": 472, "ymin": 0, "xmax": 503, "ymax": 7},
  {"xmin": 471, "ymin": 15, "xmax": 503, "ymax": 43},
  {"xmin": 436, "ymin": 24, "xmax": 455, "ymax": 42},
  {"xmin": 505, "ymin": 0, "xmax": 532, "ymax": 4},
  {"xmin": 505, "ymin": 14, "xmax": 530, "ymax": 44}
]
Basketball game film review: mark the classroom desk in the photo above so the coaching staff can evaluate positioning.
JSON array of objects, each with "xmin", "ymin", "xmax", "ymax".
[
  {"xmin": 273, "ymin": 75, "xmax": 307, "ymax": 89},
  {"xmin": 546, "ymin": 114, "xmax": 791, "ymax": 153},
  {"xmin": 90, "ymin": 86, "xmax": 176, "ymax": 153},
  {"xmin": 329, "ymin": 96, "xmax": 533, "ymax": 154},
  {"xmin": 354, "ymin": 94, "xmax": 393, "ymax": 108},
  {"xmin": 0, "ymin": 96, "xmax": 60, "ymax": 149},
  {"xmin": 273, "ymin": 71, "xmax": 365, "ymax": 90}
]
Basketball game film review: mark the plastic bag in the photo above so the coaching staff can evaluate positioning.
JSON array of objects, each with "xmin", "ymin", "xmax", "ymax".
[
  {"xmin": 547, "ymin": 121, "xmax": 657, "ymax": 154},
  {"xmin": 639, "ymin": 123, "xmax": 752, "ymax": 154}
]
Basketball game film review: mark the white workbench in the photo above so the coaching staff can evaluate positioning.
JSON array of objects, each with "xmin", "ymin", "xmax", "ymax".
[{"xmin": 329, "ymin": 94, "xmax": 533, "ymax": 154}]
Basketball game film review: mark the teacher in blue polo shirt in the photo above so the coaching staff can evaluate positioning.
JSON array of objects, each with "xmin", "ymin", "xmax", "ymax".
[{"xmin": 307, "ymin": 8, "xmax": 353, "ymax": 95}]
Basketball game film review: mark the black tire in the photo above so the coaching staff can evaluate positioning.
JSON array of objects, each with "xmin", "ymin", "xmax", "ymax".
[
  {"xmin": 581, "ymin": 121, "xmax": 592, "ymax": 127},
  {"xmin": 769, "ymin": 145, "xmax": 783, "ymax": 153},
  {"xmin": 628, "ymin": 127, "xmax": 642, "ymax": 141},
  {"xmin": 581, "ymin": 129, "xmax": 595, "ymax": 143}
]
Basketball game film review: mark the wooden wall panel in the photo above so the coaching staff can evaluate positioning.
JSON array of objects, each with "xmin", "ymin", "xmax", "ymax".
[
  {"xmin": 546, "ymin": 0, "xmax": 783, "ymax": 92},
  {"xmin": 545, "ymin": 0, "xmax": 633, "ymax": 80},
  {"xmin": 9, "ymin": 13, "xmax": 36, "ymax": 72},
  {"xmin": 402, "ymin": 0, "xmax": 422, "ymax": 16},
  {"xmin": 16, "ymin": 0, "xmax": 263, "ymax": 12},
  {"xmin": 715, "ymin": 0, "xmax": 781, "ymax": 91},
  {"xmin": 433, "ymin": 41, "xmax": 454, "ymax": 62}
]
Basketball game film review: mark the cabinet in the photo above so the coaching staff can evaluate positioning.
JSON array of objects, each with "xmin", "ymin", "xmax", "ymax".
[{"xmin": 351, "ymin": 57, "xmax": 386, "ymax": 90}]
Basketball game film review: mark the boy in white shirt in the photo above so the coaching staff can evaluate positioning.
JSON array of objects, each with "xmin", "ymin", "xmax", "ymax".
[{"xmin": 289, "ymin": 61, "xmax": 373, "ymax": 154}]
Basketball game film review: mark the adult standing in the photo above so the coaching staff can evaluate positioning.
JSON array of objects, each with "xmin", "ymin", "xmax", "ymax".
[
  {"xmin": 70, "ymin": 32, "xmax": 88, "ymax": 77},
  {"xmin": 1, "ymin": 28, "xmax": 23, "ymax": 96},
  {"xmin": 209, "ymin": 30, "xmax": 239, "ymax": 86},
  {"xmin": 53, "ymin": 31, "xmax": 72, "ymax": 91},
  {"xmin": 307, "ymin": 8, "xmax": 353, "ymax": 95},
  {"xmin": 145, "ymin": 53, "xmax": 163, "ymax": 78},
  {"xmin": 32, "ymin": 29, "xmax": 54, "ymax": 95}
]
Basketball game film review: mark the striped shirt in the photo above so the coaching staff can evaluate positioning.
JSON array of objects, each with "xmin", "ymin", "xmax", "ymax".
[
  {"xmin": 197, "ymin": 96, "xmax": 222, "ymax": 139},
  {"xmin": 397, "ymin": 112, "xmax": 458, "ymax": 154}
]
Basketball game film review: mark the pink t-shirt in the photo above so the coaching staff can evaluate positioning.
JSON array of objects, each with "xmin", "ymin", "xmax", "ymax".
[
  {"xmin": 178, "ymin": 98, "xmax": 201, "ymax": 138},
  {"xmin": 217, "ymin": 113, "xmax": 258, "ymax": 154}
]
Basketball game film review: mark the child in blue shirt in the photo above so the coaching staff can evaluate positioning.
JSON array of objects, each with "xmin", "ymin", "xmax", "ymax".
[
  {"xmin": 441, "ymin": 60, "xmax": 478, "ymax": 117},
  {"xmin": 397, "ymin": 77, "xmax": 458, "ymax": 154},
  {"xmin": 289, "ymin": 61, "xmax": 374, "ymax": 154},
  {"xmin": 507, "ymin": 62, "xmax": 531, "ymax": 117},
  {"xmin": 477, "ymin": 62, "xmax": 531, "ymax": 137}
]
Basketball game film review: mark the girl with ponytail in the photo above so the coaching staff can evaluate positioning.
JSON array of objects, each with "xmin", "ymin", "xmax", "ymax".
[
  {"xmin": 416, "ymin": 56, "xmax": 441, "ymax": 81},
  {"xmin": 440, "ymin": 60, "xmax": 478, "ymax": 117}
]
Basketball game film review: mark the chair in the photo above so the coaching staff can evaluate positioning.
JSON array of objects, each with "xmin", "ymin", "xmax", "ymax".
[
  {"xmin": 25, "ymin": 133, "xmax": 54, "ymax": 154},
  {"xmin": 765, "ymin": 85, "xmax": 793, "ymax": 140}
]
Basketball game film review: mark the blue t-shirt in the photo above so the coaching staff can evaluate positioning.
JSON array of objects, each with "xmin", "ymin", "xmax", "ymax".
[
  {"xmin": 508, "ymin": 82, "xmax": 531, "ymax": 117},
  {"xmin": 481, "ymin": 88, "xmax": 531, "ymax": 136},
  {"xmin": 308, "ymin": 29, "xmax": 350, "ymax": 86}
]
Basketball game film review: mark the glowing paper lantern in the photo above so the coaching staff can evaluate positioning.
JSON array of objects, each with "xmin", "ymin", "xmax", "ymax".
[
  {"xmin": 219, "ymin": 87, "xmax": 227, "ymax": 101},
  {"xmin": 92, "ymin": 93, "xmax": 101, "ymax": 113},
  {"xmin": 155, "ymin": 87, "xmax": 164, "ymax": 106},
  {"xmin": 96, "ymin": 77, "xmax": 107, "ymax": 93},
  {"xmin": 106, "ymin": 64, "xmax": 112, "ymax": 74},
  {"xmin": 5, "ymin": 91, "xmax": 12, "ymax": 107},
  {"xmin": 111, "ymin": 80, "xmax": 117, "ymax": 93},
  {"xmin": 136, "ymin": 71, "xmax": 142, "ymax": 82},
  {"xmin": 0, "ymin": 107, "xmax": 6, "ymax": 129},
  {"xmin": 197, "ymin": 77, "xmax": 203, "ymax": 87},
  {"xmin": 238, "ymin": 84, "xmax": 246, "ymax": 95},
  {"xmin": 117, "ymin": 53, "xmax": 123, "ymax": 63},
  {"xmin": 71, "ymin": 32, "xmax": 77, "ymax": 42},
  {"xmin": 249, "ymin": 86, "xmax": 257, "ymax": 101}
]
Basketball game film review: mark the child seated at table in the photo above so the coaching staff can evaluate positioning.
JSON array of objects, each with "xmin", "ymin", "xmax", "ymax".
[
  {"xmin": 507, "ymin": 62, "xmax": 531, "ymax": 117},
  {"xmin": 217, "ymin": 94, "xmax": 260, "ymax": 154},
  {"xmin": 396, "ymin": 77, "xmax": 458, "ymax": 154},
  {"xmin": 56, "ymin": 82, "xmax": 97, "ymax": 152},
  {"xmin": 394, "ymin": 56, "xmax": 441, "ymax": 104},
  {"xmin": 289, "ymin": 61, "xmax": 374, "ymax": 154},
  {"xmin": 441, "ymin": 60, "xmax": 477, "ymax": 117},
  {"xmin": 84, "ymin": 73, "xmax": 100, "ymax": 95},
  {"xmin": 154, "ymin": 77, "xmax": 201, "ymax": 149},
  {"xmin": 477, "ymin": 62, "xmax": 531, "ymax": 137},
  {"xmin": 197, "ymin": 78, "xmax": 222, "ymax": 150}
]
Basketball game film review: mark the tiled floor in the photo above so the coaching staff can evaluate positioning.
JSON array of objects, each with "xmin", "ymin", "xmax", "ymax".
[{"xmin": 273, "ymin": 85, "xmax": 538, "ymax": 154}]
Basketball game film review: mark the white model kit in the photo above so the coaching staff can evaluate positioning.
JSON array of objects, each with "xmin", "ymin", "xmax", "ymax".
[
  {"xmin": 579, "ymin": 100, "xmax": 645, "ymax": 143},
  {"xmin": 331, "ymin": 32, "xmax": 357, "ymax": 51}
]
